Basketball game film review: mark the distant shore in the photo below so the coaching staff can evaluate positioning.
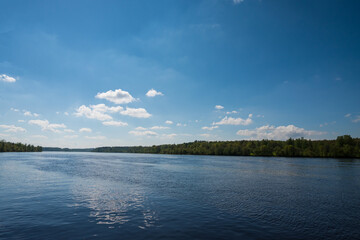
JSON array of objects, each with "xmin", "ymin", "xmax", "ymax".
[{"xmin": 44, "ymin": 135, "xmax": 360, "ymax": 158}]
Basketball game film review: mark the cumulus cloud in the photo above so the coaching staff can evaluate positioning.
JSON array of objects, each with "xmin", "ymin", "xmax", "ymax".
[
  {"xmin": 344, "ymin": 113, "xmax": 351, "ymax": 118},
  {"xmin": 24, "ymin": 111, "xmax": 32, "ymax": 116},
  {"xmin": 79, "ymin": 128, "xmax": 92, "ymax": 133},
  {"xmin": 135, "ymin": 126, "xmax": 147, "ymax": 130},
  {"xmin": 215, "ymin": 114, "xmax": 253, "ymax": 126},
  {"xmin": 102, "ymin": 121, "xmax": 128, "ymax": 127},
  {"xmin": 120, "ymin": 107, "xmax": 151, "ymax": 118},
  {"xmin": 226, "ymin": 111, "xmax": 238, "ymax": 114},
  {"xmin": 0, "ymin": 74, "xmax": 16, "ymax": 82},
  {"xmin": 75, "ymin": 104, "xmax": 150, "ymax": 120},
  {"xmin": 85, "ymin": 136, "xmax": 106, "ymax": 140},
  {"xmin": 28, "ymin": 120, "xmax": 66, "ymax": 133},
  {"xmin": 215, "ymin": 105, "xmax": 224, "ymax": 110},
  {"xmin": 165, "ymin": 120, "xmax": 173, "ymax": 125},
  {"xmin": 176, "ymin": 123, "xmax": 187, "ymax": 127},
  {"xmin": 236, "ymin": 125, "xmax": 325, "ymax": 140},
  {"xmin": 23, "ymin": 110, "xmax": 40, "ymax": 117},
  {"xmin": 10, "ymin": 108, "xmax": 19, "ymax": 112},
  {"xmin": 150, "ymin": 126, "xmax": 170, "ymax": 130},
  {"xmin": 74, "ymin": 105, "xmax": 113, "ymax": 121},
  {"xmin": 95, "ymin": 89, "xmax": 135, "ymax": 104},
  {"xmin": 202, "ymin": 126, "xmax": 219, "ymax": 131},
  {"xmin": 90, "ymin": 104, "xmax": 123, "ymax": 113},
  {"xmin": 0, "ymin": 124, "xmax": 26, "ymax": 133},
  {"xmin": 146, "ymin": 89, "xmax": 164, "ymax": 97},
  {"xmin": 129, "ymin": 130, "xmax": 158, "ymax": 137}
]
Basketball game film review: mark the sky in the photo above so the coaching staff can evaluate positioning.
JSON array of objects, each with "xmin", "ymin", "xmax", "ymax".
[{"xmin": 0, "ymin": 0, "xmax": 359, "ymax": 148}]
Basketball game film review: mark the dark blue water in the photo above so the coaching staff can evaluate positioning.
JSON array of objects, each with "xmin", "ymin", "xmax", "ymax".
[{"xmin": 0, "ymin": 152, "xmax": 359, "ymax": 239}]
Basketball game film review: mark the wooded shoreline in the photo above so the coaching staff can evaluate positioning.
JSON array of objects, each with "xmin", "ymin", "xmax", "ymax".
[
  {"xmin": 92, "ymin": 135, "xmax": 360, "ymax": 158},
  {"xmin": 0, "ymin": 140, "xmax": 42, "ymax": 152},
  {"xmin": 3, "ymin": 135, "xmax": 360, "ymax": 158}
]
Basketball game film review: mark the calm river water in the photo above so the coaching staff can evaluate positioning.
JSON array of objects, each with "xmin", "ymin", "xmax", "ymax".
[{"xmin": 0, "ymin": 152, "xmax": 359, "ymax": 239}]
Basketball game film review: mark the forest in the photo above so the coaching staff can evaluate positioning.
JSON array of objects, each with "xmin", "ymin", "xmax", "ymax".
[
  {"xmin": 0, "ymin": 140, "xmax": 42, "ymax": 152},
  {"xmin": 93, "ymin": 135, "xmax": 360, "ymax": 158}
]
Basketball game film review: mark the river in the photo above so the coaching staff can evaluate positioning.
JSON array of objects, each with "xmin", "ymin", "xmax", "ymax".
[{"xmin": 0, "ymin": 152, "xmax": 359, "ymax": 239}]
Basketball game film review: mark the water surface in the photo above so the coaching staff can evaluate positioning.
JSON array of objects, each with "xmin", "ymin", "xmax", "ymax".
[{"xmin": 0, "ymin": 152, "xmax": 359, "ymax": 239}]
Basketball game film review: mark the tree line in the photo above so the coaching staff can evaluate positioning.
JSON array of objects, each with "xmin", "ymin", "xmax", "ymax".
[
  {"xmin": 43, "ymin": 147, "xmax": 93, "ymax": 152},
  {"xmin": 93, "ymin": 135, "xmax": 360, "ymax": 158},
  {"xmin": 0, "ymin": 140, "xmax": 42, "ymax": 152}
]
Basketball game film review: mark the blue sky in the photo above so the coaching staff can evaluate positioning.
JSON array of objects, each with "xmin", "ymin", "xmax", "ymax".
[{"xmin": 0, "ymin": 0, "xmax": 359, "ymax": 148}]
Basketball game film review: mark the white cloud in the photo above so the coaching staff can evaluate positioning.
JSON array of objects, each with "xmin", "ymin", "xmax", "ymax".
[
  {"xmin": 95, "ymin": 89, "xmax": 135, "ymax": 104},
  {"xmin": 76, "ymin": 104, "xmax": 150, "ymax": 120},
  {"xmin": 24, "ymin": 111, "xmax": 32, "ymax": 116},
  {"xmin": 345, "ymin": 113, "xmax": 351, "ymax": 118},
  {"xmin": 23, "ymin": 110, "xmax": 40, "ymax": 117},
  {"xmin": 90, "ymin": 104, "xmax": 123, "ymax": 113},
  {"xmin": 64, "ymin": 129, "xmax": 75, "ymax": 133},
  {"xmin": 74, "ymin": 105, "xmax": 113, "ymax": 121},
  {"xmin": 102, "ymin": 120, "xmax": 128, "ymax": 127},
  {"xmin": 28, "ymin": 119, "xmax": 66, "ymax": 133},
  {"xmin": 353, "ymin": 116, "xmax": 360, "ymax": 123},
  {"xmin": 215, "ymin": 114, "xmax": 253, "ymax": 126},
  {"xmin": 10, "ymin": 108, "xmax": 19, "ymax": 112},
  {"xmin": 135, "ymin": 126, "xmax": 147, "ymax": 130},
  {"xmin": 64, "ymin": 135, "xmax": 78, "ymax": 139},
  {"xmin": 226, "ymin": 111, "xmax": 238, "ymax": 114},
  {"xmin": 150, "ymin": 126, "xmax": 170, "ymax": 130},
  {"xmin": 74, "ymin": 104, "xmax": 125, "ymax": 121},
  {"xmin": 85, "ymin": 136, "xmax": 106, "ymax": 140},
  {"xmin": 233, "ymin": 0, "xmax": 244, "ymax": 4},
  {"xmin": 129, "ymin": 130, "xmax": 158, "ymax": 137},
  {"xmin": 146, "ymin": 89, "xmax": 164, "ymax": 97},
  {"xmin": 165, "ymin": 120, "xmax": 173, "ymax": 125},
  {"xmin": 0, "ymin": 74, "xmax": 16, "ymax": 82},
  {"xmin": 215, "ymin": 105, "xmax": 224, "ymax": 110},
  {"xmin": 202, "ymin": 126, "xmax": 219, "ymax": 131},
  {"xmin": 0, "ymin": 124, "xmax": 26, "ymax": 133},
  {"xmin": 236, "ymin": 125, "xmax": 325, "ymax": 140},
  {"xmin": 18, "ymin": 120, "xmax": 25, "ymax": 123},
  {"xmin": 64, "ymin": 112, "xmax": 69, "ymax": 116},
  {"xmin": 0, "ymin": 133, "xmax": 10, "ymax": 137},
  {"xmin": 176, "ymin": 123, "xmax": 187, "ymax": 127},
  {"xmin": 120, "ymin": 107, "xmax": 151, "ymax": 118},
  {"xmin": 79, "ymin": 128, "xmax": 92, "ymax": 133}
]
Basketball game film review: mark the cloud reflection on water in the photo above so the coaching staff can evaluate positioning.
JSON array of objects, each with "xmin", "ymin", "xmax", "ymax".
[{"xmin": 70, "ymin": 178, "xmax": 158, "ymax": 228}]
